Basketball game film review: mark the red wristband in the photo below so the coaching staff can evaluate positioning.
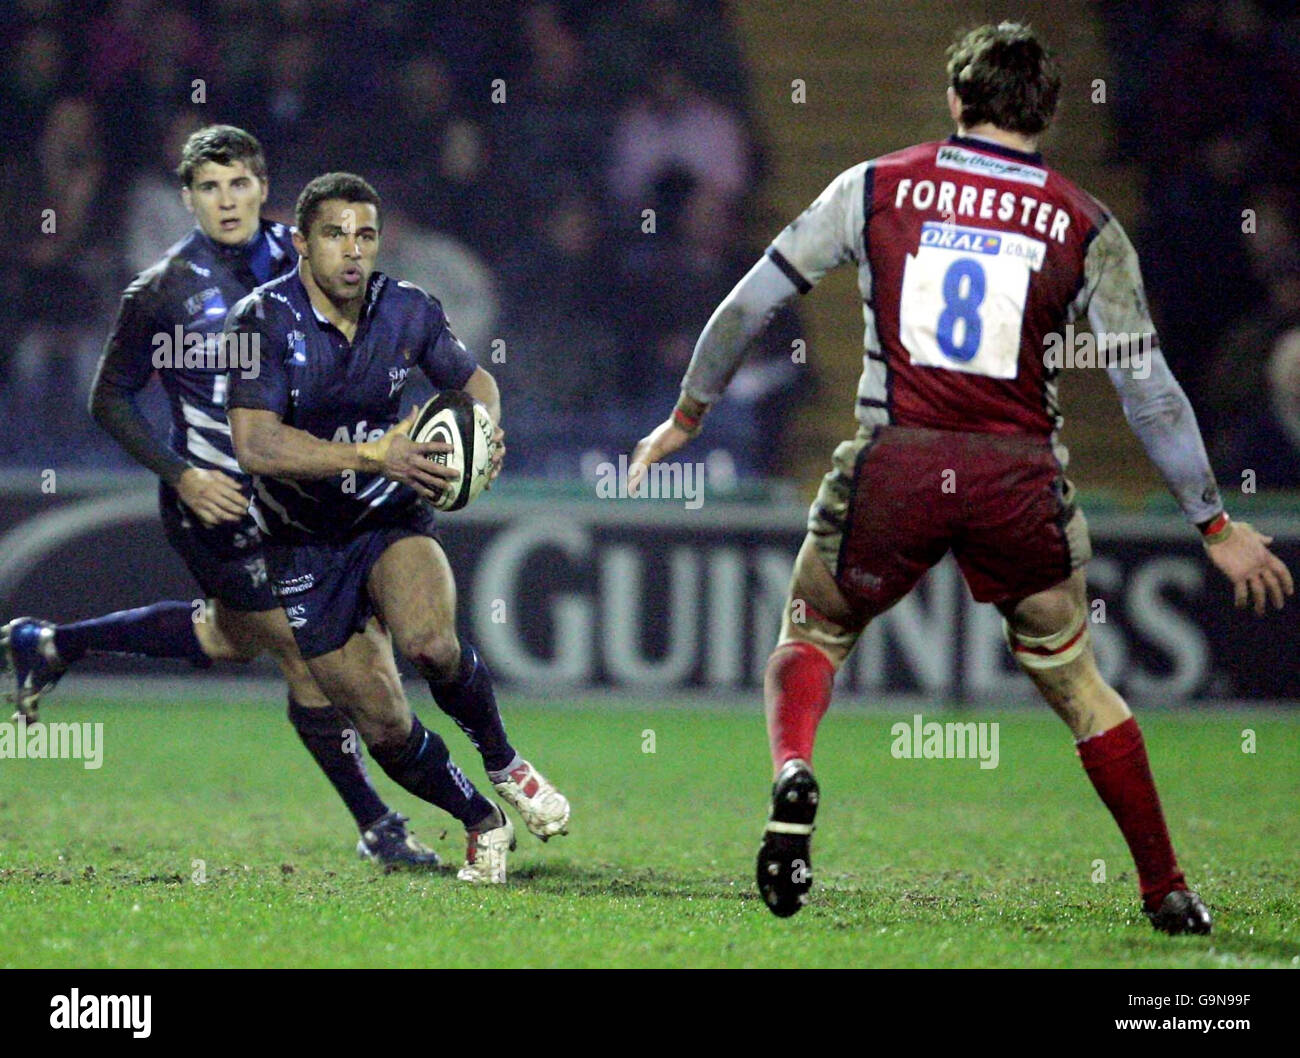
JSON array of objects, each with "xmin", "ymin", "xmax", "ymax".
[
  {"xmin": 1200, "ymin": 512, "xmax": 1230, "ymax": 538},
  {"xmin": 672, "ymin": 407, "xmax": 701, "ymax": 433}
]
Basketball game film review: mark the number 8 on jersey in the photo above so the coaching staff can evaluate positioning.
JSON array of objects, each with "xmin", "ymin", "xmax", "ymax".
[{"xmin": 899, "ymin": 221, "xmax": 1046, "ymax": 379}]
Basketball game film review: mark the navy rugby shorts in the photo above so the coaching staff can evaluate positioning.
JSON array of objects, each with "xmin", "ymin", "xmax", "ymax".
[
  {"xmin": 159, "ymin": 481, "xmax": 277, "ymax": 612},
  {"xmin": 261, "ymin": 506, "xmax": 439, "ymax": 660}
]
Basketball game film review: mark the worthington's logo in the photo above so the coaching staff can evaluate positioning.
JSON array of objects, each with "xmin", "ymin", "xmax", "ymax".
[
  {"xmin": 935, "ymin": 144, "xmax": 1048, "ymax": 187},
  {"xmin": 50, "ymin": 990, "xmax": 151, "ymax": 1038},
  {"xmin": 152, "ymin": 327, "xmax": 260, "ymax": 378},
  {"xmin": 0, "ymin": 717, "xmax": 104, "ymax": 769}
]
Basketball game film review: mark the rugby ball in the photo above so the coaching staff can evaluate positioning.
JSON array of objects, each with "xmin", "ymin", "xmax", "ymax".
[{"xmin": 409, "ymin": 390, "xmax": 495, "ymax": 511}]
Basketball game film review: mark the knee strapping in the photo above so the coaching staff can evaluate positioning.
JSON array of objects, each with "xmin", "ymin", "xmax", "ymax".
[
  {"xmin": 1004, "ymin": 604, "xmax": 1089, "ymax": 671},
  {"xmin": 785, "ymin": 599, "xmax": 862, "ymax": 660},
  {"xmin": 792, "ymin": 621, "xmax": 858, "ymax": 659}
]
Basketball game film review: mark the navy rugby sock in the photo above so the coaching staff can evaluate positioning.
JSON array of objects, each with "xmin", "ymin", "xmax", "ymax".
[
  {"xmin": 53, "ymin": 601, "xmax": 207, "ymax": 665},
  {"xmin": 368, "ymin": 715, "xmax": 494, "ymax": 828},
  {"xmin": 287, "ymin": 698, "xmax": 388, "ymax": 830},
  {"xmin": 427, "ymin": 644, "xmax": 517, "ymax": 774}
]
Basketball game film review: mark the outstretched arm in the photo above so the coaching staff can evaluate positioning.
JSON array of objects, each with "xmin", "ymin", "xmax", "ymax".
[
  {"xmin": 630, "ymin": 162, "xmax": 868, "ymax": 479},
  {"xmin": 1087, "ymin": 216, "xmax": 1293, "ymax": 613}
]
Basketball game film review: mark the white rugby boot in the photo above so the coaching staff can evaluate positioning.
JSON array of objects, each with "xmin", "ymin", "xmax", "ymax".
[
  {"xmin": 457, "ymin": 808, "xmax": 515, "ymax": 884},
  {"xmin": 492, "ymin": 759, "xmax": 570, "ymax": 841}
]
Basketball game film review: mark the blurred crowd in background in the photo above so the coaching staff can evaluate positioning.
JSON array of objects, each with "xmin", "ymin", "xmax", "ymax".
[
  {"xmin": 1099, "ymin": 0, "xmax": 1300, "ymax": 489},
  {"xmin": 0, "ymin": 0, "xmax": 802, "ymax": 480},
  {"xmin": 3, "ymin": 0, "xmax": 1298, "ymax": 489}
]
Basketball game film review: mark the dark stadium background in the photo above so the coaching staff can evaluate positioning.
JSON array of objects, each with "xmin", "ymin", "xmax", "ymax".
[{"xmin": 2, "ymin": 0, "xmax": 1297, "ymax": 700}]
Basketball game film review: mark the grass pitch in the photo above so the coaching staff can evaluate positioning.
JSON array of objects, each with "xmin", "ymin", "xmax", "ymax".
[{"xmin": 0, "ymin": 696, "xmax": 1296, "ymax": 969}]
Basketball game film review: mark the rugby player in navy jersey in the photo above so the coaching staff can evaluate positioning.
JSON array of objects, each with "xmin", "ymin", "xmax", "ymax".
[
  {"xmin": 629, "ymin": 24, "xmax": 1292, "ymax": 929},
  {"xmin": 226, "ymin": 172, "xmax": 569, "ymax": 883},
  {"xmin": 1, "ymin": 127, "xmax": 440, "ymax": 868}
]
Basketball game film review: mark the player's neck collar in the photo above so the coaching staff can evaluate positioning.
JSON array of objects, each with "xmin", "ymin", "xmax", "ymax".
[
  {"xmin": 194, "ymin": 220, "xmax": 267, "ymax": 258},
  {"xmin": 293, "ymin": 267, "xmax": 382, "ymax": 328},
  {"xmin": 947, "ymin": 133, "xmax": 1043, "ymax": 165}
]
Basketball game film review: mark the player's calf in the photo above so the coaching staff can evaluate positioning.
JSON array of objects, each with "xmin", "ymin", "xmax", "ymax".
[
  {"xmin": 424, "ymin": 643, "xmax": 573, "ymax": 842},
  {"xmin": 3, "ymin": 603, "xmax": 210, "ymax": 720},
  {"xmin": 1004, "ymin": 573, "xmax": 1199, "ymax": 930},
  {"xmin": 765, "ymin": 640, "xmax": 837, "ymax": 774}
]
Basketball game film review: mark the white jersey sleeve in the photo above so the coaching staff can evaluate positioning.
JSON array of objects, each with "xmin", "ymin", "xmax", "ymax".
[
  {"xmin": 767, "ymin": 162, "xmax": 870, "ymax": 290},
  {"xmin": 1082, "ymin": 216, "xmax": 1223, "ymax": 524},
  {"xmin": 1078, "ymin": 214, "xmax": 1160, "ymax": 342},
  {"xmin": 679, "ymin": 162, "xmax": 870, "ymax": 407}
]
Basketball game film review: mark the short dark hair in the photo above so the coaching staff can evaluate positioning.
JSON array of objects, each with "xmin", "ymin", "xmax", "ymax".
[
  {"xmin": 176, "ymin": 124, "xmax": 268, "ymax": 187},
  {"xmin": 294, "ymin": 172, "xmax": 383, "ymax": 237},
  {"xmin": 946, "ymin": 22, "xmax": 1061, "ymax": 137}
]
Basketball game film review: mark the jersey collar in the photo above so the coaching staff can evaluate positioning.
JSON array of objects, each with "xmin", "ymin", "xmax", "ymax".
[
  {"xmin": 293, "ymin": 268, "xmax": 385, "ymax": 331},
  {"xmin": 947, "ymin": 133, "xmax": 1043, "ymax": 166},
  {"xmin": 194, "ymin": 220, "xmax": 267, "ymax": 261}
]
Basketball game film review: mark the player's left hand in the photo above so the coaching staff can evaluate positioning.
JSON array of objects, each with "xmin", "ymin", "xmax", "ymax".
[
  {"xmin": 1204, "ymin": 521, "xmax": 1294, "ymax": 615},
  {"xmin": 628, "ymin": 418, "xmax": 692, "ymax": 494},
  {"xmin": 486, "ymin": 424, "xmax": 505, "ymax": 489}
]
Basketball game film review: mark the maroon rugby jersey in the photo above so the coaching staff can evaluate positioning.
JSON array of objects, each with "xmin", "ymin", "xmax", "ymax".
[{"xmin": 766, "ymin": 134, "xmax": 1158, "ymax": 449}]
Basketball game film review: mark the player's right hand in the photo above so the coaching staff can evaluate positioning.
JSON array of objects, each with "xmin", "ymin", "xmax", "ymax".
[
  {"xmin": 360, "ymin": 406, "xmax": 460, "ymax": 500},
  {"xmin": 177, "ymin": 466, "xmax": 249, "ymax": 527},
  {"xmin": 1204, "ymin": 520, "xmax": 1294, "ymax": 615},
  {"xmin": 628, "ymin": 417, "xmax": 692, "ymax": 494}
]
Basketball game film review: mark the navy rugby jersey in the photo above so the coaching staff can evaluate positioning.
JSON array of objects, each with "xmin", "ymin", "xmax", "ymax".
[
  {"xmin": 225, "ymin": 269, "xmax": 479, "ymax": 542},
  {"xmin": 96, "ymin": 220, "xmax": 297, "ymax": 480}
]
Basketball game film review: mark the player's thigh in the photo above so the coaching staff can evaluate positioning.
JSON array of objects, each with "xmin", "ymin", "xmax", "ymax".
[
  {"xmin": 191, "ymin": 599, "xmax": 254, "ymax": 661},
  {"xmin": 796, "ymin": 428, "xmax": 946, "ymax": 665},
  {"xmin": 779, "ymin": 536, "xmax": 871, "ymax": 670},
  {"xmin": 998, "ymin": 567, "xmax": 1087, "ymax": 636},
  {"xmin": 304, "ymin": 624, "xmax": 410, "ymax": 745},
  {"xmin": 211, "ymin": 603, "xmax": 334, "ymax": 710},
  {"xmin": 210, "ymin": 602, "xmax": 289, "ymax": 658},
  {"xmin": 366, "ymin": 534, "xmax": 460, "ymax": 673}
]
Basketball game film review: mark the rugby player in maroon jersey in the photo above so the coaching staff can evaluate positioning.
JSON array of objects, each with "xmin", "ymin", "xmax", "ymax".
[{"xmin": 630, "ymin": 22, "xmax": 1292, "ymax": 931}]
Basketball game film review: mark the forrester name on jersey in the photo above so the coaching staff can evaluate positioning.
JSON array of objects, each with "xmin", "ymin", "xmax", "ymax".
[{"xmin": 897, "ymin": 176, "xmax": 1072, "ymax": 244}]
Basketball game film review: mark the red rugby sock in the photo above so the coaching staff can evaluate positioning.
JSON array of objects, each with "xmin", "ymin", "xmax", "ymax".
[
  {"xmin": 1077, "ymin": 716, "xmax": 1187, "ymax": 910},
  {"xmin": 765, "ymin": 641, "xmax": 835, "ymax": 774}
]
